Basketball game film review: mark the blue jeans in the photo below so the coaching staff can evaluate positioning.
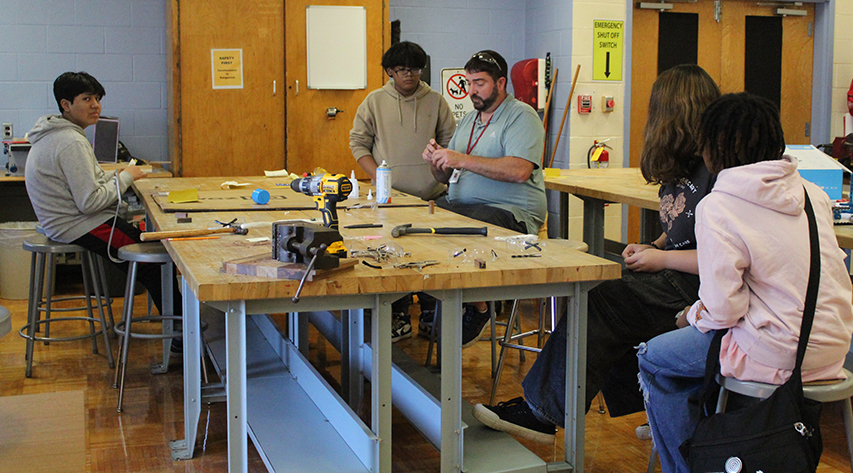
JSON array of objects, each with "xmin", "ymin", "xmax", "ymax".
[
  {"xmin": 521, "ymin": 269, "xmax": 700, "ymax": 426},
  {"xmin": 638, "ymin": 326, "xmax": 715, "ymax": 473}
]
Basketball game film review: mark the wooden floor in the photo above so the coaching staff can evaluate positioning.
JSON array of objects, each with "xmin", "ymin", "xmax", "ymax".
[{"xmin": 1, "ymin": 286, "xmax": 852, "ymax": 472}]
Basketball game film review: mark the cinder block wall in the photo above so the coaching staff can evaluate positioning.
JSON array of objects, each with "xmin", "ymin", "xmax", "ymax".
[{"xmin": 0, "ymin": 0, "xmax": 168, "ymax": 162}]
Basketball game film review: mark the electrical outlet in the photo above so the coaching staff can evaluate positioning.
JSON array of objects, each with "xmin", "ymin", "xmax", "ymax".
[{"xmin": 2, "ymin": 123, "xmax": 11, "ymax": 139}]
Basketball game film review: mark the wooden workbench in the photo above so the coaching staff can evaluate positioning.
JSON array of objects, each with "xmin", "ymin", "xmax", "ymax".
[
  {"xmin": 137, "ymin": 176, "xmax": 619, "ymax": 473},
  {"xmin": 544, "ymin": 167, "xmax": 661, "ymax": 256},
  {"xmin": 133, "ymin": 175, "xmax": 427, "ymax": 213}
]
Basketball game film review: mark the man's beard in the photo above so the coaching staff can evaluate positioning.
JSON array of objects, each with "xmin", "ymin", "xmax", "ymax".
[{"xmin": 472, "ymin": 87, "xmax": 499, "ymax": 112}]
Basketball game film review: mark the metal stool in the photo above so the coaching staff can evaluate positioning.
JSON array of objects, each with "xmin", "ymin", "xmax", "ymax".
[
  {"xmin": 19, "ymin": 235, "xmax": 115, "ymax": 378},
  {"xmin": 0, "ymin": 305, "xmax": 11, "ymax": 339},
  {"xmin": 113, "ymin": 242, "xmax": 182, "ymax": 413},
  {"xmin": 488, "ymin": 297, "xmax": 557, "ymax": 405},
  {"xmin": 648, "ymin": 368, "xmax": 853, "ymax": 472}
]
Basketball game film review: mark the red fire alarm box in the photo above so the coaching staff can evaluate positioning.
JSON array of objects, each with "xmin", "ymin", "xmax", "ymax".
[{"xmin": 578, "ymin": 95, "xmax": 592, "ymax": 114}]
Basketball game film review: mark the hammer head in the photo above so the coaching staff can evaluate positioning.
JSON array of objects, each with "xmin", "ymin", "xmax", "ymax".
[
  {"xmin": 391, "ymin": 223, "xmax": 412, "ymax": 238},
  {"xmin": 234, "ymin": 227, "xmax": 249, "ymax": 235}
]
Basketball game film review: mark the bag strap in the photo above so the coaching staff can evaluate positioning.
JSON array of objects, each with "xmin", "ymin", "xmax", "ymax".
[
  {"xmin": 796, "ymin": 190, "xmax": 820, "ymax": 373},
  {"xmin": 699, "ymin": 186, "xmax": 820, "ymax": 414}
]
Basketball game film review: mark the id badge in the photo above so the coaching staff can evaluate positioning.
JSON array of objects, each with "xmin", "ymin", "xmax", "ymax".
[{"xmin": 449, "ymin": 168, "xmax": 462, "ymax": 184}]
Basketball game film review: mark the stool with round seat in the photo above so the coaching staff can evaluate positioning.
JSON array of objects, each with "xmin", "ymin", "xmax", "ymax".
[
  {"xmin": 19, "ymin": 235, "xmax": 115, "ymax": 378},
  {"xmin": 647, "ymin": 368, "xmax": 853, "ymax": 472},
  {"xmin": 0, "ymin": 305, "xmax": 11, "ymax": 339},
  {"xmin": 113, "ymin": 242, "xmax": 185, "ymax": 412}
]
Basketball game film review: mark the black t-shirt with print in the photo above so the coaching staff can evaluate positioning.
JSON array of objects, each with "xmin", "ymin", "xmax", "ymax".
[{"xmin": 657, "ymin": 160, "xmax": 714, "ymax": 251}]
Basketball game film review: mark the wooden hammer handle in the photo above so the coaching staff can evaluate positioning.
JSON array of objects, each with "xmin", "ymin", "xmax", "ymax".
[{"xmin": 140, "ymin": 227, "xmax": 236, "ymax": 241}]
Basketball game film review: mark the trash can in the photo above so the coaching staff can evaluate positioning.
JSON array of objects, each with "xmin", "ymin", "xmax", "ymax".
[{"xmin": 0, "ymin": 221, "xmax": 39, "ymax": 299}]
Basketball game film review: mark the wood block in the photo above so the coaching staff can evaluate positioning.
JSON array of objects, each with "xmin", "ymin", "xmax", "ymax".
[{"xmin": 221, "ymin": 253, "xmax": 357, "ymax": 280}]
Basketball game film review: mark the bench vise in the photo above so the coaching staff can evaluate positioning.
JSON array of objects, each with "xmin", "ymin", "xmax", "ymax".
[{"xmin": 272, "ymin": 221, "xmax": 345, "ymax": 270}]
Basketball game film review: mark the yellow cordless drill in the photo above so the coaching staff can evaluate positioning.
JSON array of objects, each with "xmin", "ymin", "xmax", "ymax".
[{"xmin": 289, "ymin": 173, "xmax": 352, "ymax": 230}]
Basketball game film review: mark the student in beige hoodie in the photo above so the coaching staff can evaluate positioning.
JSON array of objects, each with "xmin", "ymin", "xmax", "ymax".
[{"xmin": 349, "ymin": 41, "xmax": 456, "ymax": 341}]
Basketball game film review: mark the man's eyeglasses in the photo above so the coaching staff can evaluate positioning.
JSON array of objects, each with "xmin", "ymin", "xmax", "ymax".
[
  {"xmin": 471, "ymin": 52, "xmax": 502, "ymax": 71},
  {"xmin": 392, "ymin": 68, "xmax": 423, "ymax": 76}
]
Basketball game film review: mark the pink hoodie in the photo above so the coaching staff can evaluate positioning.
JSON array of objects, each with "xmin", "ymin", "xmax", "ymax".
[{"xmin": 687, "ymin": 155, "xmax": 853, "ymax": 383}]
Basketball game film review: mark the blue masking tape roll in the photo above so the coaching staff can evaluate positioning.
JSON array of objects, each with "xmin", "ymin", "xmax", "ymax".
[{"xmin": 252, "ymin": 188, "xmax": 270, "ymax": 205}]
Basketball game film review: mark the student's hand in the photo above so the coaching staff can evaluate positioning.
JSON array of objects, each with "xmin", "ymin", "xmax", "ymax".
[
  {"xmin": 624, "ymin": 247, "xmax": 665, "ymax": 272},
  {"xmin": 622, "ymin": 243, "xmax": 655, "ymax": 259},
  {"xmin": 675, "ymin": 306, "xmax": 691, "ymax": 328},
  {"xmin": 124, "ymin": 165, "xmax": 146, "ymax": 181}
]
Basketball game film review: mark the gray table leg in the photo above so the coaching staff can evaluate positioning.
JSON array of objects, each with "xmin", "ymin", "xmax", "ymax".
[
  {"xmin": 439, "ymin": 290, "xmax": 464, "ymax": 472},
  {"xmin": 170, "ymin": 277, "xmax": 201, "ymax": 461},
  {"xmin": 152, "ymin": 262, "xmax": 174, "ymax": 374},
  {"xmin": 582, "ymin": 197, "xmax": 606, "ymax": 257},
  {"xmin": 225, "ymin": 300, "xmax": 248, "ymax": 472},
  {"xmin": 639, "ymin": 208, "xmax": 661, "ymax": 245},
  {"xmin": 562, "ymin": 282, "xmax": 589, "ymax": 471},
  {"xmin": 343, "ymin": 309, "xmax": 365, "ymax": 412},
  {"xmin": 559, "ymin": 191, "xmax": 569, "ymax": 240},
  {"xmin": 371, "ymin": 296, "xmax": 393, "ymax": 472}
]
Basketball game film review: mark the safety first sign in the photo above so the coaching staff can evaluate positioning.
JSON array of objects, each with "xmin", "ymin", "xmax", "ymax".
[
  {"xmin": 592, "ymin": 20, "xmax": 623, "ymax": 81},
  {"xmin": 441, "ymin": 68, "xmax": 474, "ymax": 122}
]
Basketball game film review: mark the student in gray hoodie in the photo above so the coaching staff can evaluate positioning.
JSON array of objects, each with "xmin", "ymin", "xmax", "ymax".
[
  {"xmin": 349, "ymin": 41, "xmax": 456, "ymax": 341},
  {"xmin": 25, "ymin": 71, "xmax": 173, "ymax": 316}
]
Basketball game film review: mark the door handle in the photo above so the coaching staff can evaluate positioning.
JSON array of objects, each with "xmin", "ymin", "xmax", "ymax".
[{"xmin": 326, "ymin": 107, "xmax": 344, "ymax": 119}]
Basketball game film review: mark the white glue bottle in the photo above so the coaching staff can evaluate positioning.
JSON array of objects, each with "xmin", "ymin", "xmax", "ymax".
[
  {"xmin": 348, "ymin": 170, "xmax": 359, "ymax": 199},
  {"xmin": 376, "ymin": 160, "xmax": 392, "ymax": 204}
]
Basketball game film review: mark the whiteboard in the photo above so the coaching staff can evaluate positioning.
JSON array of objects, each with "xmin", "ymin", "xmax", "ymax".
[{"xmin": 306, "ymin": 5, "xmax": 367, "ymax": 90}]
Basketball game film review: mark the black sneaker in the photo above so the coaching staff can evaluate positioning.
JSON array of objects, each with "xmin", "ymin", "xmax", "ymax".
[
  {"xmin": 170, "ymin": 337, "xmax": 183, "ymax": 354},
  {"xmin": 473, "ymin": 397, "xmax": 557, "ymax": 444},
  {"xmin": 391, "ymin": 312, "xmax": 412, "ymax": 342},
  {"xmin": 461, "ymin": 304, "xmax": 490, "ymax": 348},
  {"xmin": 418, "ymin": 309, "xmax": 435, "ymax": 338}
]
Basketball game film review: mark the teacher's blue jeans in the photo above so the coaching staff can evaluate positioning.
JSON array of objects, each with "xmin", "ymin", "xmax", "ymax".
[{"xmin": 638, "ymin": 326, "xmax": 715, "ymax": 473}]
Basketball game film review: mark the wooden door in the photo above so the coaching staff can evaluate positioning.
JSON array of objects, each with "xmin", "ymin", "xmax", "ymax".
[
  {"xmin": 629, "ymin": 0, "xmax": 814, "ymax": 241},
  {"xmin": 630, "ymin": 1, "xmax": 720, "ymax": 169},
  {"xmin": 175, "ymin": 0, "xmax": 285, "ymax": 177},
  {"xmin": 284, "ymin": 0, "xmax": 388, "ymax": 178},
  {"xmin": 720, "ymin": 1, "xmax": 814, "ymax": 144}
]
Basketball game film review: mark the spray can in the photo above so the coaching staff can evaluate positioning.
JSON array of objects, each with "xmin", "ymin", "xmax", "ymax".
[{"xmin": 376, "ymin": 160, "xmax": 391, "ymax": 204}]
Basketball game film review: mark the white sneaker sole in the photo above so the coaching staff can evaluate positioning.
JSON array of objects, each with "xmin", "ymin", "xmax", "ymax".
[
  {"xmin": 636, "ymin": 423, "xmax": 652, "ymax": 440},
  {"xmin": 472, "ymin": 404, "xmax": 556, "ymax": 444},
  {"xmin": 391, "ymin": 332, "xmax": 412, "ymax": 343}
]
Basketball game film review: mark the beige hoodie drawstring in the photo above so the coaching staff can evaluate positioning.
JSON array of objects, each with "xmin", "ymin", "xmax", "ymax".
[
  {"xmin": 391, "ymin": 80, "xmax": 419, "ymax": 132},
  {"xmin": 396, "ymin": 90, "xmax": 402, "ymax": 124},
  {"xmin": 413, "ymin": 94, "xmax": 418, "ymax": 132}
]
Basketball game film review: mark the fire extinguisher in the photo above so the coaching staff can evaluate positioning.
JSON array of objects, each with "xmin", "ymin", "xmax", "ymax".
[{"xmin": 587, "ymin": 140, "xmax": 611, "ymax": 168}]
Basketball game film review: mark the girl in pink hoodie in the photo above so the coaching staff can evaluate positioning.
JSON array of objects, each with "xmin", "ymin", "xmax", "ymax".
[{"xmin": 638, "ymin": 92, "xmax": 853, "ymax": 473}]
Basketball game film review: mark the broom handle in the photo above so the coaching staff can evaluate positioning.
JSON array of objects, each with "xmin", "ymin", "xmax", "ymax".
[{"xmin": 549, "ymin": 65, "xmax": 581, "ymax": 169}]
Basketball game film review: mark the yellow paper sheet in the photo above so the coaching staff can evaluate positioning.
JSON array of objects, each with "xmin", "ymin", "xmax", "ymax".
[
  {"xmin": 168, "ymin": 188, "xmax": 199, "ymax": 203},
  {"xmin": 543, "ymin": 168, "xmax": 561, "ymax": 178}
]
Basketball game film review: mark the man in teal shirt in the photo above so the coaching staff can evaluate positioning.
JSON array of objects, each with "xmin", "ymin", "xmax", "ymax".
[{"xmin": 423, "ymin": 49, "xmax": 547, "ymax": 347}]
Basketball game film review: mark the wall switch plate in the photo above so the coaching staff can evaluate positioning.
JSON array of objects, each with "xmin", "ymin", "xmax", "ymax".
[{"xmin": 2, "ymin": 123, "xmax": 11, "ymax": 139}]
